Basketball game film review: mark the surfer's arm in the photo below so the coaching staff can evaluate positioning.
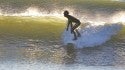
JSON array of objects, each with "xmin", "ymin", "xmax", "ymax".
[{"xmin": 66, "ymin": 20, "xmax": 71, "ymax": 31}]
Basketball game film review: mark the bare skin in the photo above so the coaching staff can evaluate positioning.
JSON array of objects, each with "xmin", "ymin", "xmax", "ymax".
[{"xmin": 64, "ymin": 11, "xmax": 81, "ymax": 40}]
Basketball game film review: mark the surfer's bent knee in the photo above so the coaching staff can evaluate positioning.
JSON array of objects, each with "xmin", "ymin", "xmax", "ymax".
[
  {"xmin": 72, "ymin": 21, "xmax": 81, "ymax": 32},
  {"xmin": 74, "ymin": 22, "xmax": 81, "ymax": 30}
]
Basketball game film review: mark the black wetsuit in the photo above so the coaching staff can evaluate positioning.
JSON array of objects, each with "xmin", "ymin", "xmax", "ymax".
[
  {"xmin": 65, "ymin": 14, "xmax": 81, "ymax": 40},
  {"xmin": 66, "ymin": 14, "xmax": 81, "ymax": 33}
]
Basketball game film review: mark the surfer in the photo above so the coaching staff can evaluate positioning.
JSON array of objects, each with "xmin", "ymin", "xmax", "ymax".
[{"xmin": 64, "ymin": 10, "xmax": 81, "ymax": 40}]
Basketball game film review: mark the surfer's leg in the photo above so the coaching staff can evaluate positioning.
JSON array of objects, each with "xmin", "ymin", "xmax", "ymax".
[
  {"xmin": 72, "ymin": 26, "xmax": 78, "ymax": 40},
  {"xmin": 71, "ymin": 23, "xmax": 73, "ymax": 34},
  {"xmin": 72, "ymin": 24, "xmax": 80, "ymax": 37},
  {"xmin": 72, "ymin": 23, "xmax": 79, "ymax": 31},
  {"xmin": 76, "ymin": 29, "xmax": 81, "ymax": 37},
  {"xmin": 72, "ymin": 30, "xmax": 77, "ymax": 40}
]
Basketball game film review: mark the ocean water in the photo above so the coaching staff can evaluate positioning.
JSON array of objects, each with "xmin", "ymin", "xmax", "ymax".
[{"xmin": 0, "ymin": 0, "xmax": 125, "ymax": 70}]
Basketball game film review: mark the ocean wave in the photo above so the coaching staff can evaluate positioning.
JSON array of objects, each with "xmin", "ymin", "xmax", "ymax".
[{"xmin": 62, "ymin": 23, "xmax": 122, "ymax": 48}]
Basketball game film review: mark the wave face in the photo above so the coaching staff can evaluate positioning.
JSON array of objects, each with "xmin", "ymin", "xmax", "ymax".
[
  {"xmin": 0, "ymin": 16, "xmax": 124, "ymax": 48},
  {"xmin": 0, "ymin": 16, "xmax": 65, "ymax": 47},
  {"xmin": 62, "ymin": 23, "xmax": 122, "ymax": 48}
]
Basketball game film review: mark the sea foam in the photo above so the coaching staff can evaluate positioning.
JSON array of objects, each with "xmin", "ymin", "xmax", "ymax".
[{"xmin": 62, "ymin": 23, "xmax": 122, "ymax": 48}]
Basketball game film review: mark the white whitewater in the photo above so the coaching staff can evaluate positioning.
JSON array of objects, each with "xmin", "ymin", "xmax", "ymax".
[{"xmin": 62, "ymin": 23, "xmax": 122, "ymax": 48}]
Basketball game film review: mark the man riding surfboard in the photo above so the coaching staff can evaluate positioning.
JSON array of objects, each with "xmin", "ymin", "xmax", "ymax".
[{"xmin": 64, "ymin": 10, "xmax": 81, "ymax": 40}]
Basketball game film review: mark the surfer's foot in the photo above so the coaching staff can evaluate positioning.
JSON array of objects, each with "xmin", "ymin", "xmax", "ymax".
[
  {"xmin": 78, "ymin": 34, "xmax": 81, "ymax": 37},
  {"xmin": 73, "ymin": 37, "xmax": 77, "ymax": 40},
  {"xmin": 71, "ymin": 32, "xmax": 73, "ymax": 34},
  {"xmin": 71, "ymin": 31, "xmax": 73, "ymax": 34},
  {"xmin": 71, "ymin": 29, "xmax": 74, "ymax": 34}
]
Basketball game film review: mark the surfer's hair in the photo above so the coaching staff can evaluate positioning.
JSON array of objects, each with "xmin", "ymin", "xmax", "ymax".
[{"xmin": 64, "ymin": 10, "xmax": 69, "ymax": 15}]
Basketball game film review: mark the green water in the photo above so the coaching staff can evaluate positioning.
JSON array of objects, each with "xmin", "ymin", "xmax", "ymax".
[{"xmin": 0, "ymin": 16, "xmax": 65, "ymax": 40}]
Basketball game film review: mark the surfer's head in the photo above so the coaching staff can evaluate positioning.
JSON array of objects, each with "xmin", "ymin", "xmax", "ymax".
[{"xmin": 64, "ymin": 10, "xmax": 69, "ymax": 17}]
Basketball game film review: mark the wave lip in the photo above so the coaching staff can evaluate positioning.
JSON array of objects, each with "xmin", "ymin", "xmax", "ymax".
[{"xmin": 62, "ymin": 23, "xmax": 122, "ymax": 48}]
